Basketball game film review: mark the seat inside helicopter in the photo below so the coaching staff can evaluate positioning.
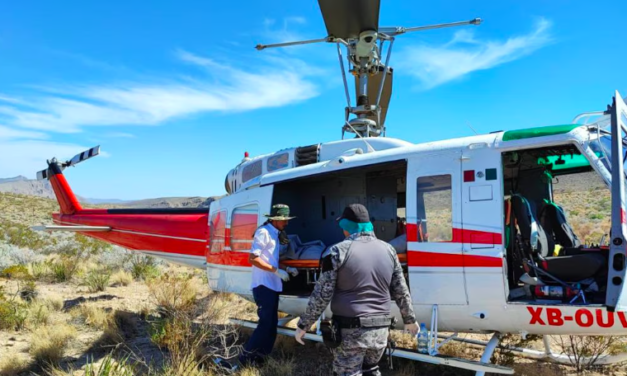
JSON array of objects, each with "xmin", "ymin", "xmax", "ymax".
[{"xmin": 502, "ymin": 144, "xmax": 610, "ymax": 304}]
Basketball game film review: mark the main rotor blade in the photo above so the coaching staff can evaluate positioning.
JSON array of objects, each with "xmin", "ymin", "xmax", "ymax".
[{"xmin": 318, "ymin": 0, "xmax": 380, "ymax": 39}]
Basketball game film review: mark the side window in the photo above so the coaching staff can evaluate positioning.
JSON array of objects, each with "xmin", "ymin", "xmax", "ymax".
[
  {"xmin": 209, "ymin": 210, "xmax": 227, "ymax": 253},
  {"xmin": 416, "ymin": 175, "xmax": 453, "ymax": 242},
  {"xmin": 267, "ymin": 153, "xmax": 289, "ymax": 172},
  {"xmin": 231, "ymin": 204, "xmax": 259, "ymax": 251},
  {"xmin": 242, "ymin": 160, "xmax": 262, "ymax": 183}
]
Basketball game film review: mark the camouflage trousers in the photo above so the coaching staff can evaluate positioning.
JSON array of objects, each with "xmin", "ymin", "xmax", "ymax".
[{"xmin": 331, "ymin": 327, "xmax": 389, "ymax": 376}]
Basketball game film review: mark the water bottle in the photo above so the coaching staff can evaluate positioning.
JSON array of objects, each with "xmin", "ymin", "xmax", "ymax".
[{"xmin": 417, "ymin": 323, "xmax": 429, "ymax": 354}]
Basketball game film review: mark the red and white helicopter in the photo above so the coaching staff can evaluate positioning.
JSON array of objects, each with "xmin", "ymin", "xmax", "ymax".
[{"xmin": 33, "ymin": 1, "xmax": 627, "ymax": 374}]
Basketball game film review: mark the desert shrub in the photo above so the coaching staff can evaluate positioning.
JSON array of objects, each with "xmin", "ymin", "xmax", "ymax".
[
  {"xmin": 100, "ymin": 311, "xmax": 138, "ymax": 347},
  {"xmin": 20, "ymin": 280, "xmax": 38, "ymax": 302},
  {"xmin": 149, "ymin": 289, "xmax": 240, "ymax": 373},
  {"xmin": 28, "ymin": 299, "xmax": 51, "ymax": 327},
  {"xmin": 70, "ymin": 304, "xmax": 110, "ymax": 330},
  {"xmin": 260, "ymin": 356, "xmax": 295, "ymax": 376},
  {"xmin": 84, "ymin": 353, "xmax": 135, "ymax": 376},
  {"xmin": 0, "ymin": 353, "xmax": 30, "ymax": 376},
  {"xmin": 130, "ymin": 254, "xmax": 160, "ymax": 280},
  {"xmin": 51, "ymin": 256, "xmax": 80, "ymax": 282},
  {"xmin": 150, "ymin": 316, "xmax": 193, "ymax": 350},
  {"xmin": 1, "ymin": 223, "xmax": 47, "ymax": 249},
  {"xmin": 75, "ymin": 233, "xmax": 112, "ymax": 254},
  {"xmin": 84, "ymin": 269, "xmax": 111, "ymax": 293},
  {"xmin": 490, "ymin": 334, "xmax": 541, "ymax": 367},
  {"xmin": 42, "ymin": 295, "xmax": 64, "ymax": 311},
  {"xmin": 0, "ymin": 287, "xmax": 29, "ymax": 331},
  {"xmin": 555, "ymin": 335, "xmax": 619, "ymax": 372},
  {"xmin": 30, "ymin": 323, "xmax": 77, "ymax": 364},
  {"xmin": 110, "ymin": 270, "xmax": 133, "ymax": 287},
  {"xmin": 0, "ymin": 264, "xmax": 32, "ymax": 279},
  {"xmin": 148, "ymin": 272, "xmax": 198, "ymax": 317},
  {"xmin": 29, "ymin": 261, "xmax": 52, "ymax": 281},
  {"xmin": 96, "ymin": 246, "xmax": 133, "ymax": 269}
]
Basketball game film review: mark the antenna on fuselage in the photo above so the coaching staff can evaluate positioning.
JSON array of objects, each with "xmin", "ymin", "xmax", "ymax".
[{"xmin": 255, "ymin": 0, "xmax": 481, "ymax": 139}]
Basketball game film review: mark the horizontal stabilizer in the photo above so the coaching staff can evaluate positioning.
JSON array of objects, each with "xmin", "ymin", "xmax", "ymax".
[{"xmin": 31, "ymin": 225, "xmax": 111, "ymax": 232}]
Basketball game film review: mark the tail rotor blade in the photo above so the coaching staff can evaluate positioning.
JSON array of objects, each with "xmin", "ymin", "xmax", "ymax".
[
  {"xmin": 67, "ymin": 146, "xmax": 100, "ymax": 167},
  {"xmin": 36, "ymin": 169, "xmax": 49, "ymax": 181}
]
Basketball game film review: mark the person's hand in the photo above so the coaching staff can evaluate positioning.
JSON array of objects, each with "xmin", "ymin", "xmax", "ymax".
[
  {"xmin": 286, "ymin": 267, "xmax": 299, "ymax": 277},
  {"xmin": 295, "ymin": 328, "xmax": 306, "ymax": 345},
  {"xmin": 405, "ymin": 322, "xmax": 419, "ymax": 336},
  {"xmin": 274, "ymin": 268, "xmax": 290, "ymax": 281}
]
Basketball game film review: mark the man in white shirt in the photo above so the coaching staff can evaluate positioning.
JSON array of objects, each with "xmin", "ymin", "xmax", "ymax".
[{"xmin": 239, "ymin": 203, "xmax": 298, "ymax": 366}]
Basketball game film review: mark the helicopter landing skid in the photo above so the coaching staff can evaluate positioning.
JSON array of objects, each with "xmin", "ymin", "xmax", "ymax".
[{"xmin": 231, "ymin": 318, "xmax": 514, "ymax": 375}]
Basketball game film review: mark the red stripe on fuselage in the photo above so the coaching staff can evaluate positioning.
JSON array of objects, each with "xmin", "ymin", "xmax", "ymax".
[
  {"xmin": 206, "ymin": 251, "xmax": 250, "ymax": 267},
  {"xmin": 405, "ymin": 224, "xmax": 501, "ymax": 245},
  {"xmin": 407, "ymin": 250, "xmax": 502, "ymax": 268}
]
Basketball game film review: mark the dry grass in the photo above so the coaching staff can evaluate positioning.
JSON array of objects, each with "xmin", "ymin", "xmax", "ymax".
[
  {"xmin": 100, "ymin": 310, "xmax": 138, "ymax": 346},
  {"xmin": 27, "ymin": 298, "xmax": 51, "ymax": 327},
  {"xmin": 84, "ymin": 353, "xmax": 135, "ymax": 376},
  {"xmin": 390, "ymin": 330, "xmax": 416, "ymax": 349},
  {"xmin": 0, "ymin": 353, "xmax": 30, "ymax": 376},
  {"xmin": 148, "ymin": 272, "xmax": 198, "ymax": 316},
  {"xmin": 42, "ymin": 294, "xmax": 64, "ymax": 311},
  {"xmin": 29, "ymin": 323, "xmax": 77, "ymax": 364},
  {"xmin": 84, "ymin": 269, "xmax": 111, "ymax": 293},
  {"xmin": 260, "ymin": 356, "xmax": 295, "ymax": 376},
  {"xmin": 236, "ymin": 368, "xmax": 261, "ymax": 376},
  {"xmin": 110, "ymin": 270, "xmax": 133, "ymax": 287},
  {"xmin": 71, "ymin": 303, "xmax": 110, "ymax": 330}
]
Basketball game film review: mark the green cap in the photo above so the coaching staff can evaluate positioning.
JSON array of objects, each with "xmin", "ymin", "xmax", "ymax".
[{"xmin": 264, "ymin": 204, "xmax": 295, "ymax": 220}]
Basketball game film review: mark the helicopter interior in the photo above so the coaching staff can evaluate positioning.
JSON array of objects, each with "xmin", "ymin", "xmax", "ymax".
[
  {"xmin": 502, "ymin": 144, "xmax": 610, "ymax": 305},
  {"xmin": 273, "ymin": 160, "xmax": 408, "ymax": 295}
]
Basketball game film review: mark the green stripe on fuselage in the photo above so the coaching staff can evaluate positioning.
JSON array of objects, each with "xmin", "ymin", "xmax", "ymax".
[{"xmin": 502, "ymin": 124, "xmax": 581, "ymax": 141}]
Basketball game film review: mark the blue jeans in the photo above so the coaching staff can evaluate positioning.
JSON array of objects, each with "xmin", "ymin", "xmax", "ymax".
[{"xmin": 239, "ymin": 285, "xmax": 279, "ymax": 365}]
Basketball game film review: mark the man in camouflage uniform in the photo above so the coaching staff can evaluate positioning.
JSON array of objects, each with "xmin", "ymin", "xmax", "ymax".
[{"xmin": 295, "ymin": 203, "xmax": 418, "ymax": 376}]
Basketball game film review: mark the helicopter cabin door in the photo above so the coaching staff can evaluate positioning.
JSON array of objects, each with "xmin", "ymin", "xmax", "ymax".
[
  {"xmin": 407, "ymin": 151, "xmax": 468, "ymax": 305},
  {"xmin": 207, "ymin": 185, "xmax": 274, "ymax": 295},
  {"xmin": 459, "ymin": 145, "xmax": 507, "ymax": 306}
]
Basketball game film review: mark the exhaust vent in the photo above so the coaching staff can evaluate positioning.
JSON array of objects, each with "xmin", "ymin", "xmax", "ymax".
[{"xmin": 295, "ymin": 144, "xmax": 320, "ymax": 167}]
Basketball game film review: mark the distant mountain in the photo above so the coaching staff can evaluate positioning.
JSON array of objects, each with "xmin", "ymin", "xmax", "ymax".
[
  {"xmin": 116, "ymin": 196, "xmax": 218, "ymax": 208},
  {"xmin": 0, "ymin": 176, "xmax": 56, "ymax": 199},
  {"xmin": 82, "ymin": 198, "xmax": 130, "ymax": 205},
  {"xmin": 0, "ymin": 176, "xmax": 221, "ymax": 208},
  {"xmin": 0, "ymin": 176, "xmax": 30, "ymax": 184}
]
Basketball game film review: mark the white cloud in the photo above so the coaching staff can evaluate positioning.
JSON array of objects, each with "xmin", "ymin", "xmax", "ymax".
[
  {"xmin": 398, "ymin": 18, "xmax": 553, "ymax": 89},
  {"xmin": 0, "ymin": 51, "xmax": 320, "ymax": 134},
  {"xmin": 0, "ymin": 140, "xmax": 90, "ymax": 178},
  {"xmin": 0, "ymin": 125, "xmax": 47, "ymax": 140},
  {"xmin": 105, "ymin": 132, "xmax": 135, "ymax": 138}
]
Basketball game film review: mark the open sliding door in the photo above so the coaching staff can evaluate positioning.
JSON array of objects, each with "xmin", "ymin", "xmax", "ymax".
[{"xmin": 606, "ymin": 91, "xmax": 627, "ymax": 311}]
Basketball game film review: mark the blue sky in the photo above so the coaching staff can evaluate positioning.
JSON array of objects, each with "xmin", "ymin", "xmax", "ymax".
[{"xmin": 1, "ymin": 1, "xmax": 626, "ymax": 200}]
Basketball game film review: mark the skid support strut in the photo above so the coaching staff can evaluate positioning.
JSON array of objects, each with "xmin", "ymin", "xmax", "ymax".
[{"xmin": 475, "ymin": 333, "xmax": 501, "ymax": 376}]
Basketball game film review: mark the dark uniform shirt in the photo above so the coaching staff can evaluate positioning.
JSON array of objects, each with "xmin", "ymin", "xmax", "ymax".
[{"xmin": 297, "ymin": 231, "xmax": 416, "ymax": 330}]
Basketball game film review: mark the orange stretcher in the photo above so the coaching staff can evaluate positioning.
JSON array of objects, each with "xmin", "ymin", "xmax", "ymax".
[{"xmin": 281, "ymin": 253, "xmax": 408, "ymax": 268}]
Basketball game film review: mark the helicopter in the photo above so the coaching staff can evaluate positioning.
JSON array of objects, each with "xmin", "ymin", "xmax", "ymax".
[{"xmin": 32, "ymin": 1, "xmax": 627, "ymax": 374}]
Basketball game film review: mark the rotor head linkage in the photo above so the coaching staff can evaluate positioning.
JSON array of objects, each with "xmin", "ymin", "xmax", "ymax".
[{"xmin": 254, "ymin": 3, "xmax": 481, "ymax": 138}]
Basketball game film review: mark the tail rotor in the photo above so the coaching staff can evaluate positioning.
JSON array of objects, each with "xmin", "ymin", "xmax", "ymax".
[{"xmin": 37, "ymin": 146, "xmax": 100, "ymax": 181}]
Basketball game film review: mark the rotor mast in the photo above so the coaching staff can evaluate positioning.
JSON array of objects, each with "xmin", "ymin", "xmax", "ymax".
[{"xmin": 255, "ymin": 0, "xmax": 481, "ymax": 138}]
